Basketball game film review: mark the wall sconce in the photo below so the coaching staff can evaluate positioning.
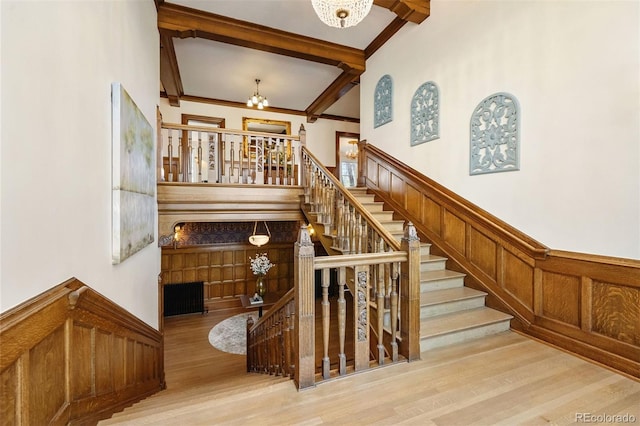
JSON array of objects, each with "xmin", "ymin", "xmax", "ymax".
[
  {"xmin": 174, "ymin": 224, "xmax": 181, "ymax": 240},
  {"xmin": 249, "ymin": 221, "xmax": 271, "ymax": 247}
]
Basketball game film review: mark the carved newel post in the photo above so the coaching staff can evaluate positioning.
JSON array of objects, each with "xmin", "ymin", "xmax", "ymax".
[
  {"xmin": 294, "ymin": 224, "xmax": 315, "ymax": 389},
  {"xmin": 400, "ymin": 222, "xmax": 421, "ymax": 361}
]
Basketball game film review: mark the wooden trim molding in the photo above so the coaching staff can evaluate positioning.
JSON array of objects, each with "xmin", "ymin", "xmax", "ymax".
[
  {"xmin": 0, "ymin": 278, "xmax": 163, "ymax": 424},
  {"xmin": 360, "ymin": 141, "xmax": 640, "ymax": 378}
]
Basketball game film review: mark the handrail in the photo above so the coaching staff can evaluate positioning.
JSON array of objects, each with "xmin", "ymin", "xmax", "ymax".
[
  {"xmin": 362, "ymin": 142, "xmax": 548, "ymax": 259},
  {"xmin": 301, "ymin": 146, "xmax": 401, "ymax": 252},
  {"xmin": 161, "ymin": 122, "xmax": 301, "ymax": 141},
  {"xmin": 314, "ymin": 251, "xmax": 408, "ymax": 269},
  {"xmin": 249, "ymin": 288, "xmax": 294, "ymax": 331}
]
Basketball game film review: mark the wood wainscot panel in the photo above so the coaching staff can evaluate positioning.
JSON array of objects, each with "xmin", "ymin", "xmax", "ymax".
[
  {"xmin": 390, "ymin": 172, "xmax": 405, "ymax": 206},
  {"xmin": 592, "ymin": 281, "xmax": 639, "ymax": 345},
  {"xmin": 468, "ymin": 226, "xmax": 497, "ymax": 281},
  {"xmin": 422, "ymin": 194, "xmax": 441, "ymax": 236},
  {"xmin": 95, "ymin": 329, "xmax": 114, "ymax": 395},
  {"xmin": 378, "ymin": 163, "xmax": 390, "ymax": 194},
  {"xmin": 30, "ymin": 327, "xmax": 66, "ymax": 425},
  {"xmin": 1, "ymin": 364, "xmax": 17, "ymax": 424},
  {"xmin": 540, "ymin": 271, "xmax": 581, "ymax": 327},
  {"xmin": 112, "ymin": 335, "xmax": 126, "ymax": 390},
  {"xmin": 366, "ymin": 157, "xmax": 378, "ymax": 186},
  {"xmin": 443, "ymin": 209, "xmax": 466, "ymax": 255},
  {"xmin": 71, "ymin": 322, "xmax": 93, "ymax": 400},
  {"xmin": 502, "ymin": 248, "xmax": 534, "ymax": 309},
  {"xmin": 406, "ymin": 183, "xmax": 422, "ymax": 220}
]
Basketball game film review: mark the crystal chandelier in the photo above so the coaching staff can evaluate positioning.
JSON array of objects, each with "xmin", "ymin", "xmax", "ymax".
[
  {"xmin": 247, "ymin": 79, "xmax": 268, "ymax": 109},
  {"xmin": 311, "ymin": 0, "xmax": 373, "ymax": 28}
]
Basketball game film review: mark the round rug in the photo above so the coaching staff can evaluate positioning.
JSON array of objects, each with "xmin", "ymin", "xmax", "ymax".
[{"xmin": 208, "ymin": 312, "xmax": 256, "ymax": 355}]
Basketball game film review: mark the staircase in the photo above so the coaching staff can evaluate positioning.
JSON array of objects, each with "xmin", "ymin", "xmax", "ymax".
[{"xmin": 348, "ymin": 187, "xmax": 512, "ymax": 352}]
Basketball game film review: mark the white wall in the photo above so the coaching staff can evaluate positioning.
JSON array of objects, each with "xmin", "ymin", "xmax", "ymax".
[
  {"xmin": 1, "ymin": 1, "xmax": 161, "ymax": 327},
  {"xmin": 159, "ymin": 98, "xmax": 360, "ymax": 167},
  {"xmin": 361, "ymin": 0, "xmax": 640, "ymax": 259}
]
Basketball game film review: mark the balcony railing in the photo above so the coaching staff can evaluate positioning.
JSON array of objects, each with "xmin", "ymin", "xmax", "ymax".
[{"xmin": 159, "ymin": 123, "xmax": 305, "ymax": 186}]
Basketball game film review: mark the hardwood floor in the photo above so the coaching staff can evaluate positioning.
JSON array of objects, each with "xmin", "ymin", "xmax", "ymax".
[{"xmin": 101, "ymin": 307, "xmax": 640, "ymax": 425}]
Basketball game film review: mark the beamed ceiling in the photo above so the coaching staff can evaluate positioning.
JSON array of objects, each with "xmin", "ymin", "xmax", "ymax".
[{"xmin": 157, "ymin": 0, "xmax": 430, "ymax": 122}]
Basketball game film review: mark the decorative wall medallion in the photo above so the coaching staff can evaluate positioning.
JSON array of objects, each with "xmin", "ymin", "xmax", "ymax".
[
  {"xmin": 374, "ymin": 75, "xmax": 393, "ymax": 128},
  {"xmin": 470, "ymin": 92, "xmax": 520, "ymax": 175},
  {"xmin": 356, "ymin": 270, "xmax": 368, "ymax": 342},
  {"xmin": 410, "ymin": 81, "xmax": 440, "ymax": 146}
]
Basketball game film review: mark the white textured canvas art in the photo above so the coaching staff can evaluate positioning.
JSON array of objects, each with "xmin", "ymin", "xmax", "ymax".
[{"xmin": 112, "ymin": 83, "xmax": 155, "ymax": 264}]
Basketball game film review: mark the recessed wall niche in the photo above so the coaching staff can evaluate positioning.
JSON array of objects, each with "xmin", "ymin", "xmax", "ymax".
[
  {"xmin": 410, "ymin": 81, "xmax": 440, "ymax": 146},
  {"xmin": 374, "ymin": 74, "xmax": 393, "ymax": 128},
  {"xmin": 470, "ymin": 92, "xmax": 520, "ymax": 175}
]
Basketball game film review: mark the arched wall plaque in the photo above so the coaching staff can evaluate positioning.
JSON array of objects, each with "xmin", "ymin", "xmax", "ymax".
[
  {"xmin": 470, "ymin": 92, "xmax": 520, "ymax": 175},
  {"xmin": 410, "ymin": 81, "xmax": 440, "ymax": 146},
  {"xmin": 374, "ymin": 74, "xmax": 393, "ymax": 128}
]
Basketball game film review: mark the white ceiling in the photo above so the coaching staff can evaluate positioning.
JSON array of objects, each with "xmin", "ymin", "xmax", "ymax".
[{"xmin": 164, "ymin": 0, "xmax": 398, "ymax": 119}]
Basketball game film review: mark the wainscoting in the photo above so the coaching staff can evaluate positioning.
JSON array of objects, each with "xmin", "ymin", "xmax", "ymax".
[
  {"xmin": 0, "ymin": 278, "xmax": 163, "ymax": 424},
  {"xmin": 161, "ymin": 243, "xmax": 295, "ymax": 311},
  {"xmin": 361, "ymin": 142, "xmax": 640, "ymax": 378}
]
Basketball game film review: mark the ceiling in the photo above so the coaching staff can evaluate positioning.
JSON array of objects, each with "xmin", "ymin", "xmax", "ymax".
[{"xmin": 157, "ymin": 0, "xmax": 430, "ymax": 122}]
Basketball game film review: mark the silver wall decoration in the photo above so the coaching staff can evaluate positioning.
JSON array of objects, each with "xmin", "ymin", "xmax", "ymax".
[
  {"xmin": 410, "ymin": 81, "xmax": 440, "ymax": 146},
  {"xmin": 470, "ymin": 92, "xmax": 520, "ymax": 175},
  {"xmin": 374, "ymin": 74, "xmax": 393, "ymax": 128}
]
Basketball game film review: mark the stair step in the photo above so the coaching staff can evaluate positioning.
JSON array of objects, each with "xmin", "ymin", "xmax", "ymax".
[
  {"xmin": 369, "ymin": 211, "xmax": 395, "ymax": 222},
  {"xmin": 358, "ymin": 201, "xmax": 385, "ymax": 212},
  {"xmin": 420, "ymin": 254, "xmax": 447, "ymax": 271},
  {"xmin": 420, "ymin": 269, "xmax": 466, "ymax": 292},
  {"xmin": 420, "ymin": 287, "xmax": 487, "ymax": 317},
  {"xmin": 419, "ymin": 307, "xmax": 512, "ymax": 351},
  {"xmin": 420, "ymin": 243, "xmax": 432, "ymax": 255},
  {"xmin": 380, "ymin": 220, "xmax": 404, "ymax": 233}
]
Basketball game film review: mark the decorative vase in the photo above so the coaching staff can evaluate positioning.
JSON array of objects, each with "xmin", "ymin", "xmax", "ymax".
[{"xmin": 256, "ymin": 275, "xmax": 266, "ymax": 298}]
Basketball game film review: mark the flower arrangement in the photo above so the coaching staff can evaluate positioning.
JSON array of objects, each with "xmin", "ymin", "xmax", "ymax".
[{"xmin": 249, "ymin": 252, "xmax": 273, "ymax": 276}]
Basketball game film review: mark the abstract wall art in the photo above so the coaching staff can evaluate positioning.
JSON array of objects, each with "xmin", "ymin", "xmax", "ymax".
[
  {"xmin": 374, "ymin": 74, "xmax": 393, "ymax": 128},
  {"xmin": 111, "ymin": 82, "xmax": 155, "ymax": 264}
]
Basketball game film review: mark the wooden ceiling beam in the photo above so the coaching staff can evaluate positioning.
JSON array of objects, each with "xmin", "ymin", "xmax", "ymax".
[
  {"xmin": 158, "ymin": 2, "xmax": 365, "ymax": 72},
  {"xmin": 305, "ymin": 70, "xmax": 361, "ymax": 123},
  {"xmin": 160, "ymin": 33, "xmax": 183, "ymax": 107},
  {"xmin": 374, "ymin": 0, "xmax": 430, "ymax": 24}
]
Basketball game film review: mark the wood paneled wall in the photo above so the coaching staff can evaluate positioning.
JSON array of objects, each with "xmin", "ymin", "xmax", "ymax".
[
  {"xmin": 361, "ymin": 142, "xmax": 640, "ymax": 378},
  {"xmin": 161, "ymin": 243, "xmax": 295, "ymax": 310},
  {"xmin": 0, "ymin": 278, "xmax": 163, "ymax": 425}
]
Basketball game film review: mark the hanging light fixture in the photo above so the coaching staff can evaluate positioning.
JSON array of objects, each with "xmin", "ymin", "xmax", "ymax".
[
  {"xmin": 246, "ymin": 79, "xmax": 269, "ymax": 110},
  {"xmin": 249, "ymin": 221, "xmax": 271, "ymax": 247},
  {"xmin": 311, "ymin": 0, "xmax": 373, "ymax": 28},
  {"xmin": 345, "ymin": 140, "xmax": 358, "ymax": 160}
]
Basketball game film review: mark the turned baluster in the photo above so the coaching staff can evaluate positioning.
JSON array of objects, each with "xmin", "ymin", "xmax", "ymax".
[
  {"xmin": 167, "ymin": 133, "xmax": 174, "ymax": 182},
  {"xmin": 187, "ymin": 136, "xmax": 193, "ymax": 182},
  {"xmin": 283, "ymin": 301, "xmax": 292, "ymax": 378},
  {"xmin": 197, "ymin": 134, "xmax": 203, "ymax": 182},
  {"xmin": 287, "ymin": 299, "xmax": 296, "ymax": 379},
  {"xmin": 376, "ymin": 242, "xmax": 386, "ymax": 364},
  {"xmin": 390, "ymin": 261, "xmax": 400, "ymax": 362},
  {"xmin": 178, "ymin": 136, "xmax": 183, "ymax": 181},
  {"xmin": 321, "ymin": 268, "xmax": 331, "ymax": 379},
  {"xmin": 337, "ymin": 267, "xmax": 347, "ymax": 375},
  {"xmin": 246, "ymin": 316, "xmax": 255, "ymax": 372}
]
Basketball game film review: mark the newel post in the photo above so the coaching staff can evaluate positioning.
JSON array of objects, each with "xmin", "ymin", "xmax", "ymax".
[
  {"xmin": 357, "ymin": 139, "xmax": 367, "ymax": 187},
  {"xmin": 400, "ymin": 222, "xmax": 421, "ymax": 361},
  {"xmin": 294, "ymin": 224, "xmax": 316, "ymax": 389}
]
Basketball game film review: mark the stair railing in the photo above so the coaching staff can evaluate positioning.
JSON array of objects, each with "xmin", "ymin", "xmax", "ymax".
[
  {"xmin": 301, "ymin": 146, "xmax": 400, "ymax": 254},
  {"xmin": 247, "ymin": 224, "xmax": 421, "ymax": 390},
  {"xmin": 159, "ymin": 122, "xmax": 305, "ymax": 186}
]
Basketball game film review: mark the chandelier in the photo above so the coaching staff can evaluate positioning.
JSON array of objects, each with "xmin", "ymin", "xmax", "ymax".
[
  {"xmin": 311, "ymin": 0, "xmax": 373, "ymax": 28},
  {"xmin": 345, "ymin": 140, "xmax": 358, "ymax": 159},
  {"xmin": 247, "ymin": 79, "xmax": 268, "ymax": 109}
]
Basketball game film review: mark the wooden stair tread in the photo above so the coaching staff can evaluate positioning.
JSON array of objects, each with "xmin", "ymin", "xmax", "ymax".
[
  {"xmin": 420, "ymin": 253, "xmax": 447, "ymax": 263},
  {"xmin": 420, "ymin": 308, "xmax": 512, "ymax": 338},
  {"xmin": 420, "ymin": 287, "xmax": 486, "ymax": 306}
]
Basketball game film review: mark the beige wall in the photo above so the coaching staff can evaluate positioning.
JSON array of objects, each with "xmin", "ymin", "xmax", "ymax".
[
  {"xmin": 1, "ymin": 1, "xmax": 161, "ymax": 326},
  {"xmin": 361, "ymin": 0, "xmax": 640, "ymax": 259}
]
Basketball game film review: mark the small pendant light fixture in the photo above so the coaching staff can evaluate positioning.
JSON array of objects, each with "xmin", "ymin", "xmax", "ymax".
[
  {"xmin": 249, "ymin": 221, "xmax": 271, "ymax": 247},
  {"xmin": 311, "ymin": 0, "xmax": 373, "ymax": 28},
  {"xmin": 247, "ymin": 79, "xmax": 269, "ymax": 110}
]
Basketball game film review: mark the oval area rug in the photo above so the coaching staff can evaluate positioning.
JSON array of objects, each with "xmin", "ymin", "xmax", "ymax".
[{"xmin": 208, "ymin": 313, "xmax": 256, "ymax": 355}]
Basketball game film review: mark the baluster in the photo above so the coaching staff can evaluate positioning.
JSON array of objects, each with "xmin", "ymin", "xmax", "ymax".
[
  {"xmin": 321, "ymin": 268, "xmax": 331, "ymax": 380},
  {"xmin": 240, "ymin": 147, "xmax": 245, "ymax": 184},
  {"xmin": 284, "ymin": 301, "xmax": 292, "ymax": 378},
  {"xmin": 188, "ymin": 135, "xmax": 193, "ymax": 182},
  {"xmin": 167, "ymin": 133, "xmax": 174, "ymax": 182},
  {"xmin": 267, "ymin": 142, "xmax": 273, "ymax": 185},
  {"xmin": 337, "ymin": 266, "xmax": 347, "ymax": 376},
  {"xmin": 178, "ymin": 136, "xmax": 183, "ymax": 182},
  {"xmin": 246, "ymin": 316, "xmax": 255, "ymax": 372},
  {"xmin": 376, "ymin": 242, "xmax": 386, "ymax": 365},
  {"xmin": 390, "ymin": 261, "xmax": 399, "ymax": 362},
  {"xmin": 288, "ymin": 299, "xmax": 296, "ymax": 379},
  {"xmin": 197, "ymin": 134, "xmax": 203, "ymax": 182},
  {"xmin": 207, "ymin": 134, "xmax": 215, "ymax": 183},
  {"xmin": 286, "ymin": 139, "xmax": 292, "ymax": 185},
  {"xmin": 355, "ymin": 214, "xmax": 362, "ymax": 254},
  {"xmin": 229, "ymin": 141, "xmax": 235, "ymax": 182},
  {"xmin": 361, "ymin": 219, "xmax": 368, "ymax": 254}
]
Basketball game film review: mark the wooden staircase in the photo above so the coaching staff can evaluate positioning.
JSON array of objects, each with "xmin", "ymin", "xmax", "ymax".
[{"xmin": 348, "ymin": 187, "xmax": 513, "ymax": 352}]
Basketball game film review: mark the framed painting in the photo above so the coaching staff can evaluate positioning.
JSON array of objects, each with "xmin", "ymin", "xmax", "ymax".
[{"xmin": 111, "ymin": 82, "xmax": 155, "ymax": 264}]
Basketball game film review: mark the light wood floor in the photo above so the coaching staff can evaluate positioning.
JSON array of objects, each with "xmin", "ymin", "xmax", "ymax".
[{"xmin": 101, "ymin": 307, "xmax": 640, "ymax": 425}]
